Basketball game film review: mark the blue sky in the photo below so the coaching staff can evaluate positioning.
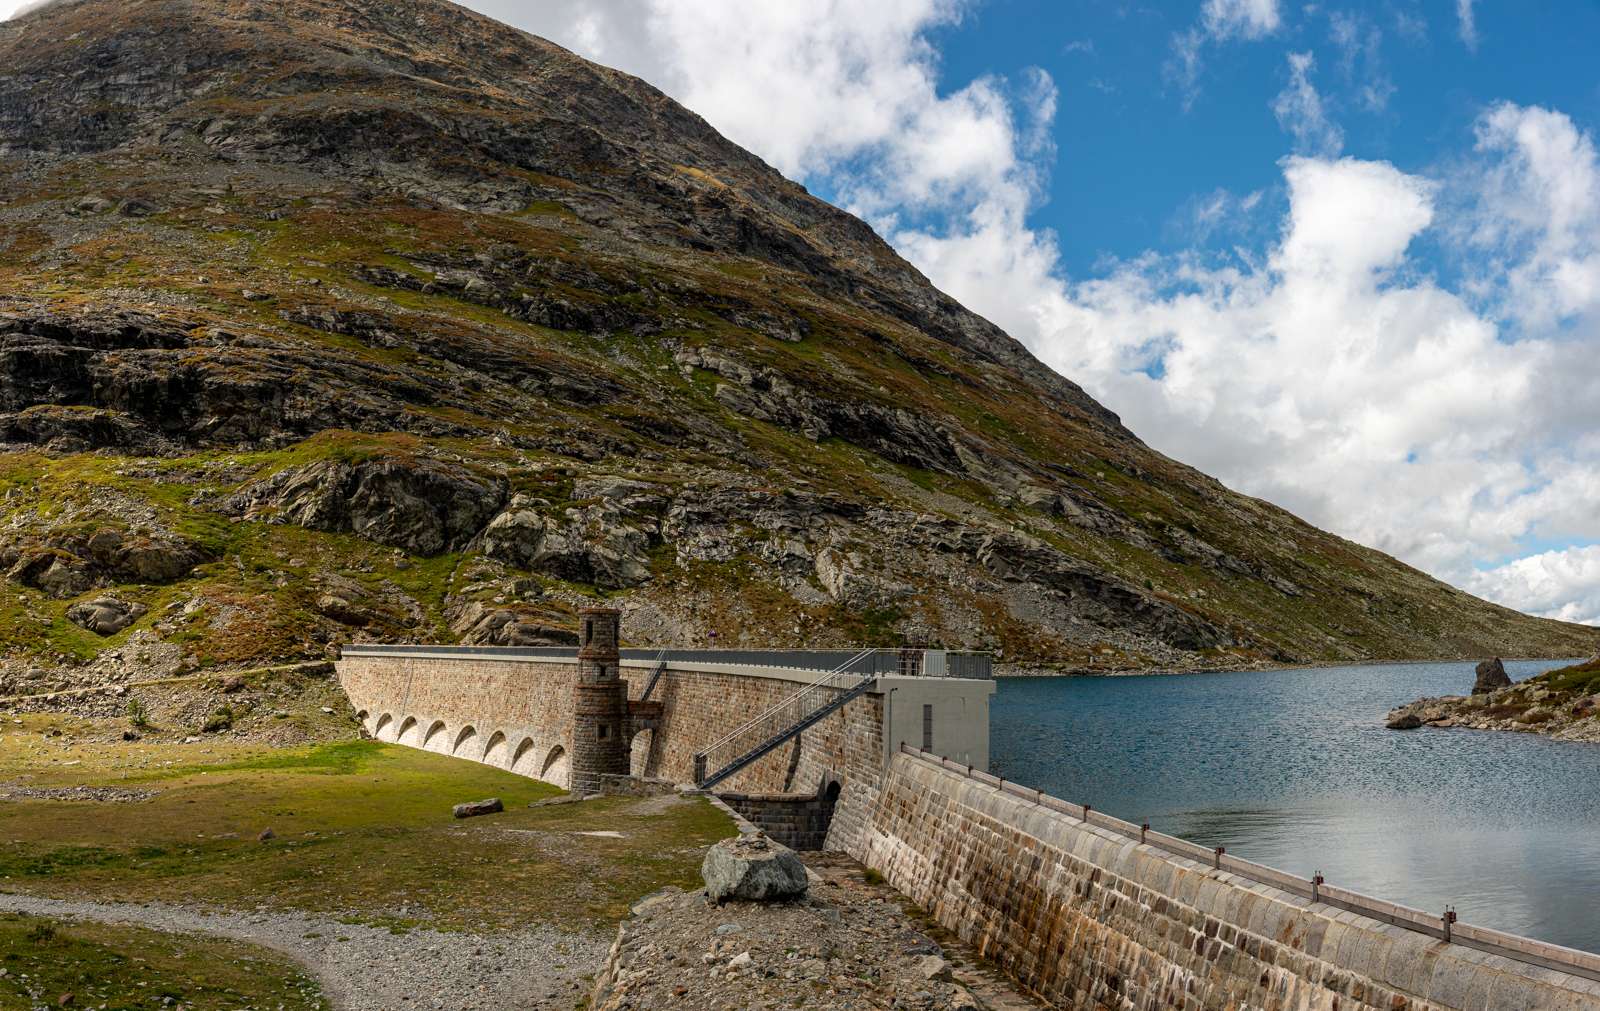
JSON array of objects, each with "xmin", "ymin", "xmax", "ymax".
[{"xmin": 920, "ymin": 1, "xmax": 1600, "ymax": 278}]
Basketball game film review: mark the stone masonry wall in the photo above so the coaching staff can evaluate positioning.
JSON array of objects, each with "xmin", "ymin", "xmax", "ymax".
[
  {"xmin": 337, "ymin": 655, "xmax": 886, "ymax": 819},
  {"xmin": 339, "ymin": 654, "xmax": 580, "ymax": 785},
  {"xmin": 717, "ymin": 791, "xmax": 839, "ymax": 851},
  {"xmin": 854, "ymin": 753, "xmax": 1600, "ymax": 1011}
]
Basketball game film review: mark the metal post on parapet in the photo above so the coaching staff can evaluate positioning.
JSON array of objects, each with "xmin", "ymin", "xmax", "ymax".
[
  {"xmin": 1443, "ymin": 907, "xmax": 1456, "ymax": 943},
  {"xmin": 1312, "ymin": 872, "xmax": 1323, "ymax": 904}
]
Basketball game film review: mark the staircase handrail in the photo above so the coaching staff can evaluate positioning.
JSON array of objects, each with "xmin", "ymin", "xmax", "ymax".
[
  {"xmin": 637, "ymin": 648, "xmax": 669, "ymax": 703},
  {"xmin": 694, "ymin": 647, "xmax": 874, "ymax": 759}
]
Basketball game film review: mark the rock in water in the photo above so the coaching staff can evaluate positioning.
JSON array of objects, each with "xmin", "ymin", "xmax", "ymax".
[
  {"xmin": 701, "ymin": 834, "xmax": 809, "ymax": 902},
  {"xmin": 453, "ymin": 798, "xmax": 504, "ymax": 819},
  {"xmin": 1385, "ymin": 713, "xmax": 1423, "ymax": 730},
  {"xmin": 1474, "ymin": 658, "xmax": 1513, "ymax": 694}
]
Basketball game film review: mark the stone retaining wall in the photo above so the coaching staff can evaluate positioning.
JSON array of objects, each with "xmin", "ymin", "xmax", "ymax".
[
  {"xmin": 716, "ymin": 789, "xmax": 840, "ymax": 851},
  {"xmin": 853, "ymin": 752, "xmax": 1600, "ymax": 1011}
]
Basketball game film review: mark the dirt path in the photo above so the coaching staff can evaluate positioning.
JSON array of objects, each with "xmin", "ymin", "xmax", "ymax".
[{"xmin": 2, "ymin": 894, "xmax": 607, "ymax": 1011}]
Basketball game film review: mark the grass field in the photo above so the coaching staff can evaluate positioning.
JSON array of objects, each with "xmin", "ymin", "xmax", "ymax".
[
  {"xmin": 0, "ymin": 716, "xmax": 737, "ymax": 933},
  {"xmin": 0, "ymin": 913, "xmax": 327, "ymax": 1011}
]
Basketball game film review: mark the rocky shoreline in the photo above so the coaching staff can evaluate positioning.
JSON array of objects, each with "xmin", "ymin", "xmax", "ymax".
[{"xmin": 1385, "ymin": 657, "xmax": 1600, "ymax": 743}]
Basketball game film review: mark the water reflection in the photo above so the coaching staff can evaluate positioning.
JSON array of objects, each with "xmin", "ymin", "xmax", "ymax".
[{"xmin": 989, "ymin": 660, "xmax": 1600, "ymax": 953}]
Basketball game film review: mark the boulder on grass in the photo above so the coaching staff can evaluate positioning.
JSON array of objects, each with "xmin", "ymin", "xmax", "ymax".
[
  {"xmin": 65, "ymin": 597, "xmax": 147, "ymax": 636},
  {"xmin": 453, "ymin": 798, "xmax": 503, "ymax": 819},
  {"xmin": 1473, "ymin": 658, "xmax": 1512, "ymax": 695},
  {"xmin": 701, "ymin": 833, "xmax": 808, "ymax": 902}
]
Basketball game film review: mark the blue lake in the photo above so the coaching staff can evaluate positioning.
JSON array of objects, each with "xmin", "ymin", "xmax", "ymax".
[{"xmin": 988, "ymin": 660, "xmax": 1600, "ymax": 954}]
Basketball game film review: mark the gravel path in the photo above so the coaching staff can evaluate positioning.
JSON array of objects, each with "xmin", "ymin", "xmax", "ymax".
[{"xmin": 3, "ymin": 895, "xmax": 608, "ymax": 1011}]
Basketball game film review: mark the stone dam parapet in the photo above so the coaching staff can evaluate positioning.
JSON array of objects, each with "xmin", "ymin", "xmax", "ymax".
[{"xmin": 860, "ymin": 746, "xmax": 1600, "ymax": 1011}]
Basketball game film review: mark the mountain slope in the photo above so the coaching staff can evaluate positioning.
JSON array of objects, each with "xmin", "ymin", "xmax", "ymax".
[{"xmin": 0, "ymin": 0, "xmax": 1591, "ymax": 682}]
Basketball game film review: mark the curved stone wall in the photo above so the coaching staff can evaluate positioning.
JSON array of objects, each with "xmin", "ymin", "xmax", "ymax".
[
  {"xmin": 334, "ymin": 650, "xmax": 946, "ymax": 813},
  {"xmin": 861, "ymin": 753, "xmax": 1600, "ymax": 1011}
]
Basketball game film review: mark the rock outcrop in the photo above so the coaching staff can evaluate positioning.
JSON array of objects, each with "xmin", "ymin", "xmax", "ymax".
[
  {"xmin": 1474, "ymin": 658, "xmax": 1512, "ymax": 694},
  {"xmin": 218, "ymin": 456, "xmax": 508, "ymax": 555},
  {"xmin": 65, "ymin": 596, "xmax": 147, "ymax": 635},
  {"xmin": 1, "ymin": 528, "xmax": 207, "ymax": 598}
]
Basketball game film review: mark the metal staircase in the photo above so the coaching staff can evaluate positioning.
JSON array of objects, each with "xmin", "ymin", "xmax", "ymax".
[
  {"xmin": 692, "ymin": 648, "xmax": 876, "ymax": 790},
  {"xmin": 638, "ymin": 648, "xmax": 669, "ymax": 702}
]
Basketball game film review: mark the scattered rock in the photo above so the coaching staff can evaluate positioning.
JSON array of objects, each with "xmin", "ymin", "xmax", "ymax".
[
  {"xmin": 917, "ymin": 956, "xmax": 955, "ymax": 983},
  {"xmin": 452, "ymin": 798, "xmax": 504, "ymax": 819},
  {"xmin": 1474, "ymin": 658, "xmax": 1512, "ymax": 694},
  {"xmin": 121, "ymin": 730, "xmax": 140, "ymax": 741},
  {"xmin": 258, "ymin": 828, "xmax": 275, "ymax": 841},
  {"xmin": 0, "ymin": 786, "xmax": 158, "ymax": 802},
  {"xmin": 700, "ymin": 834, "xmax": 809, "ymax": 903},
  {"xmin": 316, "ymin": 594, "xmax": 377, "ymax": 627},
  {"xmin": 218, "ymin": 676, "xmax": 247, "ymax": 693},
  {"xmin": 1386, "ymin": 713, "xmax": 1423, "ymax": 730},
  {"xmin": 63, "ymin": 597, "xmax": 148, "ymax": 636},
  {"xmin": 629, "ymin": 886, "xmax": 686, "ymax": 918},
  {"xmin": 529, "ymin": 795, "xmax": 586, "ymax": 808},
  {"xmin": 898, "ymin": 930, "xmax": 943, "ymax": 956}
]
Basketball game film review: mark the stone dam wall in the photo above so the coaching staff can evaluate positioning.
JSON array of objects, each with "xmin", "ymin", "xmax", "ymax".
[
  {"xmin": 334, "ymin": 646, "xmax": 992, "ymax": 834},
  {"xmin": 852, "ymin": 746, "xmax": 1600, "ymax": 1011}
]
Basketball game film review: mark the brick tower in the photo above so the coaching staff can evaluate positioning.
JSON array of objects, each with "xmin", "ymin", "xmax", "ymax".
[{"xmin": 569, "ymin": 607, "xmax": 629, "ymax": 796}]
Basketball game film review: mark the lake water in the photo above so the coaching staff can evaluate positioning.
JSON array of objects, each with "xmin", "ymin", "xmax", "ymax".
[{"xmin": 988, "ymin": 660, "xmax": 1600, "ymax": 954}]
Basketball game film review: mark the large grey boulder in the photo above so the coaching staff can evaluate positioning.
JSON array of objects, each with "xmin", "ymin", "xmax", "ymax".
[
  {"xmin": 65, "ymin": 597, "xmax": 147, "ymax": 636},
  {"xmin": 701, "ymin": 834, "xmax": 809, "ymax": 903},
  {"xmin": 452, "ymin": 798, "xmax": 503, "ymax": 819},
  {"xmin": 1474, "ymin": 658, "xmax": 1513, "ymax": 695}
]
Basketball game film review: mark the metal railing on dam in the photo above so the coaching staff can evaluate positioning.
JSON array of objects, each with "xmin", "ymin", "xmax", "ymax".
[
  {"xmin": 896, "ymin": 743, "xmax": 1600, "ymax": 982},
  {"xmin": 340, "ymin": 644, "xmax": 993, "ymax": 679}
]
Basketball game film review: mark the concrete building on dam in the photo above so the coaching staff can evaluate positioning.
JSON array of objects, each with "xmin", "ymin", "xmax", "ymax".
[{"xmin": 337, "ymin": 614, "xmax": 1600, "ymax": 1011}]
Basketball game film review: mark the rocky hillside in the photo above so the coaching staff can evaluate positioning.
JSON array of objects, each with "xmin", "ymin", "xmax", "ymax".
[{"xmin": 0, "ymin": 0, "xmax": 1591, "ymax": 682}]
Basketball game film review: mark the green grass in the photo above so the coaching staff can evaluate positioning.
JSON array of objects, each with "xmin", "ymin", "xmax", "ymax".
[
  {"xmin": 0, "ymin": 735, "xmax": 737, "ymax": 932},
  {"xmin": 0, "ymin": 913, "xmax": 326, "ymax": 1010},
  {"xmin": 1536, "ymin": 660, "xmax": 1600, "ymax": 697}
]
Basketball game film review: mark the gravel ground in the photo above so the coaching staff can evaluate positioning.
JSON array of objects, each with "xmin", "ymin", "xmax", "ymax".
[
  {"xmin": 590, "ymin": 852, "xmax": 1044, "ymax": 1011},
  {"xmin": 2, "ymin": 895, "xmax": 609, "ymax": 1011}
]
